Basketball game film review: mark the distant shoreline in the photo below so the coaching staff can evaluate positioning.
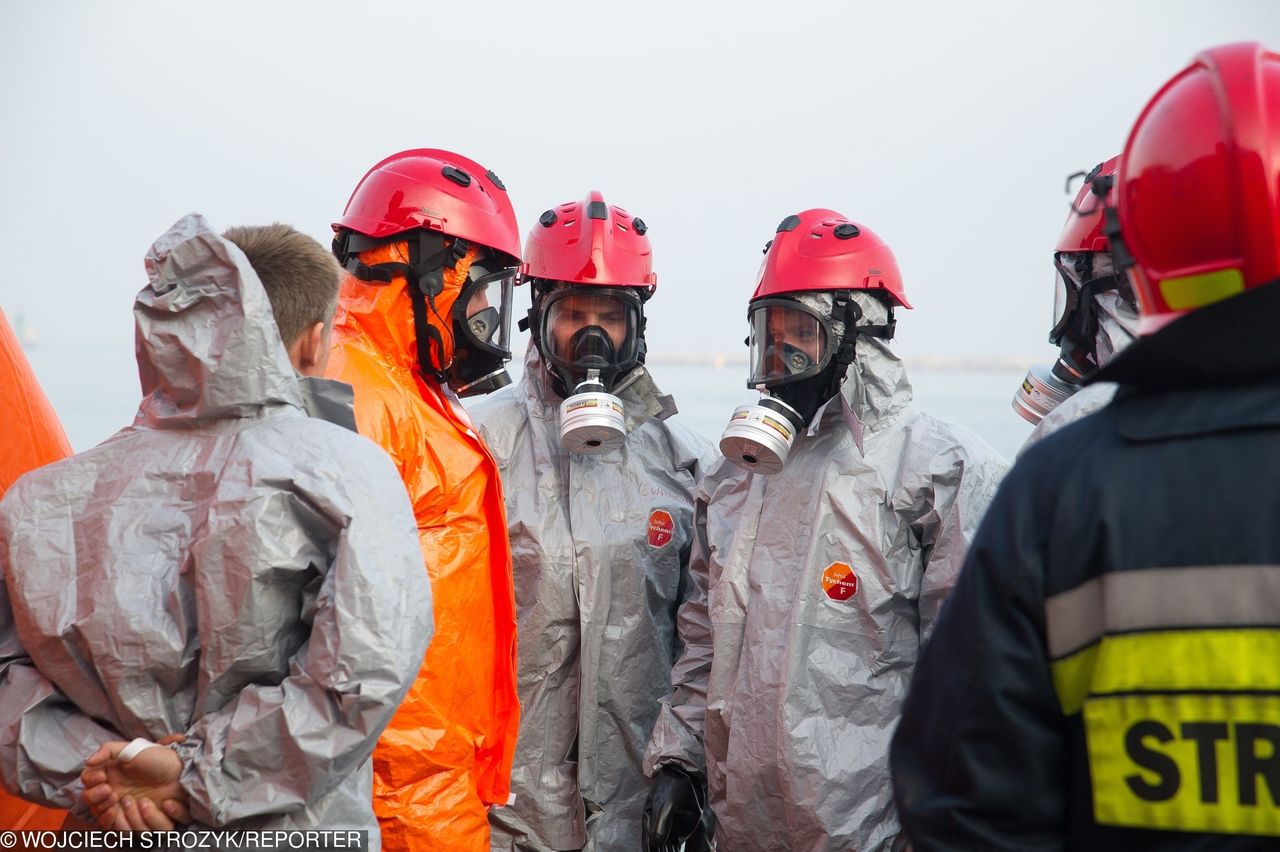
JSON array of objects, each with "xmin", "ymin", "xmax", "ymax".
[{"xmin": 645, "ymin": 353, "xmax": 1036, "ymax": 372}]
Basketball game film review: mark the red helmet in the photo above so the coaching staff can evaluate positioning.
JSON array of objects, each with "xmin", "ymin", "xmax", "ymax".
[
  {"xmin": 1114, "ymin": 41, "xmax": 1280, "ymax": 333},
  {"xmin": 1058, "ymin": 157, "xmax": 1119, "ymax": 254},
  {"xmin": 334, "ymin": 148, "xmax": 520, "ymax": 266},
  {"xmin": 521, "ymin": 191, "xmax": 656, "ymax": 290},
  {"xmin": 752, "ymin": 209, "xmax": 911, "ymax": 309}
]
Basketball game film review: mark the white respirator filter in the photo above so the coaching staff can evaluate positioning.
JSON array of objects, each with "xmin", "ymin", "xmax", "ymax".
[
  {"xmin": 1012, "ymin": 363, "xmax": 1079, "ymax": 425},
  {"xmin": 719, "ymin": 397, "xmax": 806, "ymax": 475},
  {"xmin": 560, "ymin": 390, "xmax": 626, "ymax": 454}
]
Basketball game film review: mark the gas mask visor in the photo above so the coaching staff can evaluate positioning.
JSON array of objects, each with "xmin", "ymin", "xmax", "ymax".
[
  {"xmin": 722, "ymin": 298, "xmax": 837, "ymax": 474},
  {"xmin": 538, "ymin": 286, "xmax": 643, "ymax": 454},
  {"xmin": 449, "ymin": 262, "xmax": 517, "ymax": 397},
  {"xmin": 745, "ymin": 298, "xmax": 833, "ymax": 388}
]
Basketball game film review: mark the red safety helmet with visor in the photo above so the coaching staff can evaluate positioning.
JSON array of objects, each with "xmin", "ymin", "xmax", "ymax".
[{"xmin": 746, "ymin": 210, "xmax": 908, "ymax": 391}]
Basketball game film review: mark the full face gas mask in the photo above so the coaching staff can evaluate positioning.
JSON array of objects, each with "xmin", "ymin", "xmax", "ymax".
[
  {"xmin": 530, "ymin": 283, "xmax": 646, "ymax": 454},
  {"xmin": 448, "ymin": 261, "xmax": 517, "ymax": 396},
  {"xmin": 721, "ymin": 291, "xmax": 895, "ymax": 474},
  {"xmin": 333, "ymin": 229, "xmax": 519, "ymax": 397},
  {"xmin": 1013, "ymin": 251, "xmax": 1133, "ymax": 424}
]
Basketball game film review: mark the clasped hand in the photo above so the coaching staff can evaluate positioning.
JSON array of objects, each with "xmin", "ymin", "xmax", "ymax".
[{"xmin": 79, "ymin": 736, "xmax": 192, "ymax": 831}]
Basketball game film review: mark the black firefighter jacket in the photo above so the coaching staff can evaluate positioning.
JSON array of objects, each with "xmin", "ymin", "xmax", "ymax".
[{"xmin": 890, "ymin": 281, "xmax": 1280, "ymax": 851}]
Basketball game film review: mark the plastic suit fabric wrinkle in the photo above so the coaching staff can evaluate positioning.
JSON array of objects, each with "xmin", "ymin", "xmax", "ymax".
[
  {"xmin": 0, "ymin": 308, "xmax": 73, "ymax": 831},
  {"xmin": 469, "ymin": 346, "xmax": 715, "ymax": 852},
  {"xmin": 0, "ymin": 215, "xmax": 433, "ymax": 846},
  {"xmin": 327, "ymin": 255, "xmax": 519, "ymax": 852},
  {"xmin": 644, "ymin": 293, "xmax": 1009, "ymax": 851}
]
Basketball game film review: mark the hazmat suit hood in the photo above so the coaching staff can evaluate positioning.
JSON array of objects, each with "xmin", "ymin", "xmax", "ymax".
[
  {"xmin": 328, "ymin": 241, "xmax": 477, "ymax": 385},
  {"xmin": 1081, "ymin": 252, "xmax": 1139, "ymax": 367},
  {"xmin": 794, "ymin": 291, "xmax": 912, "ymax": 449},
  {"xmin": 134, "ymin": 216, "xmax": 305, "ymax": 426},
  {"xmin": 0, "ymin": 214, "xmax": 432, "ymax": 843},
  {"xmin": 1090, "ymin": 292, "xmax": 1140, "ymax": 368}
]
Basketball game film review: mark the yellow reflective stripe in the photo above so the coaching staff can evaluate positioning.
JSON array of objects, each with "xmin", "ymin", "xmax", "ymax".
[
  {"xmin": 1052, "ymin": 643, "xmax": 1099, "ymax": 716},
  {"xmin": 1159, "ymin": 268, "xmax": 1245, "ymax": 311},
  {"xmin": 1085, "ymin": 693, "xmax": 1280, "ymax": 835},
  {"xmin": 1093, "ymin": 629, "xmax": 1280, "ymax": 695},
  {"xmin": 1051, "ymin": 629, "xmax": 1280, "ymax": 716}
]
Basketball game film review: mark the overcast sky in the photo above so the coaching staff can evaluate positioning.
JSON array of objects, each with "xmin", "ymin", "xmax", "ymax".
[{"xmin": 2, "ymin": 0, "xmax": 1276, "ymax": 423}]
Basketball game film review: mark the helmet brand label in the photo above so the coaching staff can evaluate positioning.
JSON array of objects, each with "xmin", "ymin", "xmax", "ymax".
[
  {"xmin": 648, "ymin": 510, "xmax": 674, "ymax": 548},
  {"xmin": 821, "ymin": 562, "xmax": 858, "ymax": 601}
]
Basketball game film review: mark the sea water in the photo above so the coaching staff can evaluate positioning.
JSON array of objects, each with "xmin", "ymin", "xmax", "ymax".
[{"xmin": 33, "ymin": 344, "xmax": 1033, "ymax": 463}]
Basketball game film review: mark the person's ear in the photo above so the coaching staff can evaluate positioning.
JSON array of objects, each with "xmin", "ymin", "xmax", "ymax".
[{"xmin": 289, "ymin": 321, "xmax": 329, "ymax": 377}]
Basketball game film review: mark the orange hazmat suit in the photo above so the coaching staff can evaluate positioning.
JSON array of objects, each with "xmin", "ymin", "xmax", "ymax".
[{"xmin": 327, "ymin": 243, "xmax": 518, "ymax": 852}]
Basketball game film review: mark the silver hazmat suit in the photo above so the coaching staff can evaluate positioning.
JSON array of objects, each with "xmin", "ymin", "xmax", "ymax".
[
  {"xmin": 469, "ymin": 346, "xmax": 715, "ymax": 852},
  {"xmin": 1020, "ymin": 256, "xmax": 1140, "ymax": 456},
  {"xmin": 0, "ymin": 214, "xmax": 433, "ymax": 843},
  {"xmin": 644, "ymin": 292, "xmax": 1009, "ymax": 851}
]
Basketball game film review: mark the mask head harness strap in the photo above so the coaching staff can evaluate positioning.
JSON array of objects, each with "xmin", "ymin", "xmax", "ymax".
[
  {"xmin": 833, "ymin": 289, "xmax": 895, "ymax": 355},
  {"xmin": 333, "ymin": 228, "xmax": 469, "ymax": 383}
]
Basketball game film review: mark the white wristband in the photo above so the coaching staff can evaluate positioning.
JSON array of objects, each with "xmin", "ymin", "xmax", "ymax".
[{"xmin": 118, "ymin": 737, "xmax": 157, "ymax": 763}]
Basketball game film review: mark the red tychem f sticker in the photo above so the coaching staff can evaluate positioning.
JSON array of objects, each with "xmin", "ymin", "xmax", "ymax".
[
  {"xmin": 648, "ymin": 510, "xmax": 674, "ymax": 548},
  {"xmin": 821, "ymin": 562, "xmax": 858, "ymax": 601}
]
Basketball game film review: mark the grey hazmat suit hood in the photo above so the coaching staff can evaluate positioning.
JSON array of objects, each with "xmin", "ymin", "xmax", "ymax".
[
  {"xmin": 0, "ymin": 214, "xmax": 432, "ymax": 844},
  {"xmin": 134, "ymin": 214, "xmax": 305, "ymax": 425},
  {"xmin": 646, "ymin": 289, "xmax": 1008, "ymax": 851},
  {"xmin": 1082, "ymin": 252, "xmax": 1140, "ymax": 367},
  {"xmin": 786, "ymin": 291, "xmax": 911, "ymax": 451},
  {"xmin": 469, "ymin": 343, "xmax": 715, "ymax": 851}
]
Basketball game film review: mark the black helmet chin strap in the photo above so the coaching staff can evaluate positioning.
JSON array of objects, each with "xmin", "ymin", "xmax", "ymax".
[{"xmin": 333, "ymin": 229, "xmax": 469, "ymax": 383}]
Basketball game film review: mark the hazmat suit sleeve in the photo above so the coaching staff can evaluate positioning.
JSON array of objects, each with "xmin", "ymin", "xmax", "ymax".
[
  {"xmin": 889, "ymin": 455, "xmax": 1066, "ymax": 852},
  {"xmin": 643, "ymin": 482, "xmax": 714, "ymax": 777},
  {"xmin": 172, "ymin": 451, "xmax": 433, "ymax": 827},
  {"xmin": 0, "ymin": 528, "xmax": 121, "ymax": 809},
  {"xmin": 909, "ymin": 429, "xmax": 1008, "ymax": 641}
]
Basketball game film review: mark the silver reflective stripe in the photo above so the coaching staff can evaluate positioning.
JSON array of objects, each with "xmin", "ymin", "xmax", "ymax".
[{"xmin": 1045, "ymin": 565, "xmax": 1280, "ymax": 659}]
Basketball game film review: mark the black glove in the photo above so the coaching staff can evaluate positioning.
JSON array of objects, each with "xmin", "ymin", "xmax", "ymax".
[{"xmin": 642, "ymin": 766, "xmax": 712, "ymax": 852}]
